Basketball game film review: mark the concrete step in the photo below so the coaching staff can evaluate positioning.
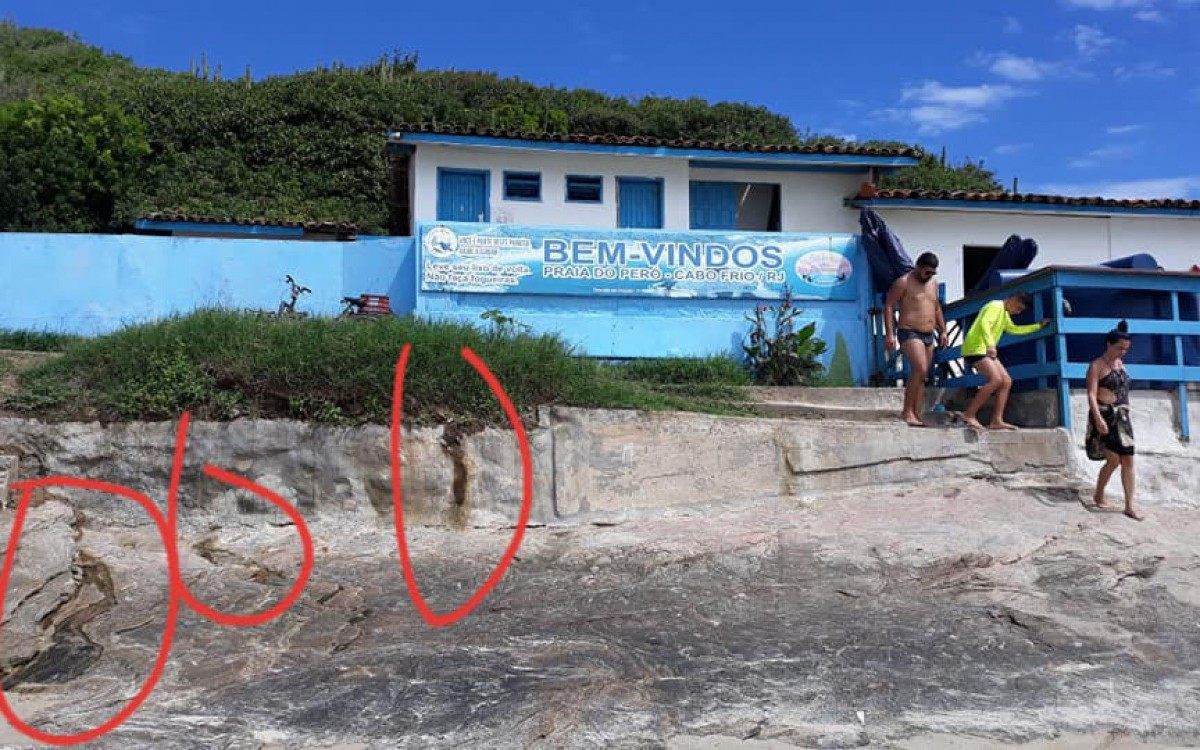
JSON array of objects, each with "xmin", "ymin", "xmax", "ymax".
[
  {"xmin": 755, "ymin": 400, "xmax": 963, "ymax": 427},
  {"xmin": 546, "ymin": 407, "xmax": 1079, "ymax": 520},
  {"xmin": 757, "ymin": 402, "xmax": 896, "ymax": 422},
  {"xmin": 743, "ymin": 386, "xmax": 905, "ymax": 410}
]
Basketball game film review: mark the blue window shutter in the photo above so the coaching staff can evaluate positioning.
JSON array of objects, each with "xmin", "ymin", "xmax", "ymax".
[
  {"xmin": 618, "ymin": 178, "xmax": 663, "ymax": 228},
  {"xmin": 437, "ymin": 169, "xmax": 489, "ymax": 222},
  {"xmin": 689, "ymin": 181, "xmax": 738, "ymax": 229}
]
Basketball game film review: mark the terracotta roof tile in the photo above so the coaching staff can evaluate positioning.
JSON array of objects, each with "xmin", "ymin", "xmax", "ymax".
[
  {"xmin": 856, "ymin": 188, "xmax": 1200, "ymax": 212},
  {"xmin": 392, "ymin": 123, "xmax": 922, "ymax": 158}
]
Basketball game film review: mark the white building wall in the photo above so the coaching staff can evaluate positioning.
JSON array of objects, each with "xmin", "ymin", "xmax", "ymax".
[
  {"xmin": 689, "ymin": 167, "xmax": 865, "ymax": 234},
  {"xmin": 407, "ymin": 142, "xmax": 1198, "ymax": 304},
  {"xmin": 411, "ymin": 143, "xmax": 690, "ymax": 229},
  {"xmin": 864, "ymin": 208, "xmax": 1200, "ymax": 301}
]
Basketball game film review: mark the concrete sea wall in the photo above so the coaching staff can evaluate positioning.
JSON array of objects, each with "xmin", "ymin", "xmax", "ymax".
[{"xmin": 0, "ymin": 408, "xmax": 1081, "ymax": 527}]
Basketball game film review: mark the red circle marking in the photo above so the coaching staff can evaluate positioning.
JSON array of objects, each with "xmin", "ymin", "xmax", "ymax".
[
  {"xmin": 390, "ymin": 344, "xmax": 533, "ymax": 627},
  {"xmin": 167, "ymin": 413, "xmax": 315, "ymax": 628}
]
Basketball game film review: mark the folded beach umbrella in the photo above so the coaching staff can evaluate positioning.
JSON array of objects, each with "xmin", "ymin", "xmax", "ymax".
[
  {"xmin": 969, "ymin": 234, "xmax": 1039, "ymax": 296},
  {"xmin": 859, "ymin": 209, "xmax": 914, "ymax": 293}
]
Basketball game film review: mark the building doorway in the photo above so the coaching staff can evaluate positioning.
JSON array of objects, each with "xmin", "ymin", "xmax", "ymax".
[
  {"xmin": 689, "ymin": 181, "xmax": 780, "ymax": 231},
  {"xmin": 962, "ymin": 244, "xmax": 1003, "ymax": 295}
]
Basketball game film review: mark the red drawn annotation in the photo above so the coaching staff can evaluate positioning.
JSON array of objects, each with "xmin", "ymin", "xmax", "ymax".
[{"xmin": 0, "ymin": 345, "xmax": 532, "ymax": 746}]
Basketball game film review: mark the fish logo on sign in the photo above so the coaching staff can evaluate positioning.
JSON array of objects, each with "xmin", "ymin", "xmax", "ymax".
[
  {"xmin": 794, "ymin": 250, "xmax": 852, "ymax": 287},
  {"xmin": 423, "ymin": 226, "xmax": 458, "ymax": 258}
]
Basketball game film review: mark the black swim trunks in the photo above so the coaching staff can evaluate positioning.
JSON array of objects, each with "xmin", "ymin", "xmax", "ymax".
[
  {"xmin": 964, "ymin": 354, "xmax": 986, "ymax": 367},
  {"xmin": 897, "ymin": 328, "xmax": 936, "ymax": 346}
]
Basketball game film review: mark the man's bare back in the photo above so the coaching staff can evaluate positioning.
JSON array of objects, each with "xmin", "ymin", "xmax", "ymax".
[{"xmin": 895, "ymin": 272, "xmax": 939, "ymax": 333}]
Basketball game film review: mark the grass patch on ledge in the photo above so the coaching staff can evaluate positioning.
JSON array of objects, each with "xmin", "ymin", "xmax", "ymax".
[{"xmin": 1, "ymin": 311, "xmax": 758, "ymax": 426}]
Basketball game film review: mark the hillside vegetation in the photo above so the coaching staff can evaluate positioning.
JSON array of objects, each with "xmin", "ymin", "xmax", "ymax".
[{"xmin": 0, "ymin": 22, "xmax": 1003, "ymax": 234}]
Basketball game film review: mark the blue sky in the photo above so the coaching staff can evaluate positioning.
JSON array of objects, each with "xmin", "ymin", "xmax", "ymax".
[{"xmin": 7, "ymin": 0, "xmax": 1198, "ymax": 198}]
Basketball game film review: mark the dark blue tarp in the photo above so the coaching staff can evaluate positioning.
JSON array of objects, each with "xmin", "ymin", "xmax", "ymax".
[
  {"xmin": 971, "ymin": 234, "xmax": 1039, "ymax": 296},
  {"xmin": 1100, "ymin": 253, "xmax": 1162, "ymax": 271},
  {"xmin": 859, "ymin": 209, "xmax": 913, "ymax": 293}
]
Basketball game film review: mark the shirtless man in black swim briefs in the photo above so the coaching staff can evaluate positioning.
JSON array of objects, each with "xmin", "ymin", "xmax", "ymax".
[{"xmin": 884, "ymin": 252, "xmax": 948, "ymax": 427}]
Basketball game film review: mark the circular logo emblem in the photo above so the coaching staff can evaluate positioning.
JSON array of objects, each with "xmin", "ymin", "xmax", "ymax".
[
  {"xmin": 423, "ymin": 226, "xmax": 458, "ymax": 257},
  {"xmin": 794, "ymin": 251, "xmax": 852, "ymax": 287}
]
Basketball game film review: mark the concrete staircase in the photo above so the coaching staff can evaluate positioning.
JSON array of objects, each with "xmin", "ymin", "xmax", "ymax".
[
  {"xmin": 745, "ymin": 386, "xmax": 957, "ymax": 426},
  {"xmin": 545, "ymin": 397, "xmax": 1084, "ymax": 521}
]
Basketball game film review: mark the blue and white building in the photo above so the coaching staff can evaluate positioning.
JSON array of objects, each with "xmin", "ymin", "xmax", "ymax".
[
  {"xmin": 390, "ymin": 125, "xmax": 1200, "ymax": 302},
  {"xmin": 3, "ymin": 124, "xmax": 1198, "ymax": 389}
]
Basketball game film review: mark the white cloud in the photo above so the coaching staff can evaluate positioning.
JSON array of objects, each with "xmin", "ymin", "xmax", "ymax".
[
  {"xmin": 901, "ymin": 81, "xmax": 1021, "ymax": 108},
  {"xmin": 994, "ymin": 143, "xmax": 1031, "ymax": 155},
  {"xmin": 909, "ymin": 106, "xmax": 986, "ymax": 133},
  {"xmin": 1090, "ymin": 143, "xmax": 1140, "ymax": 159},
  {"xmin": 1114, "ymin": 61, "xmax": 1176, "ymax": 80},
  {"xmin": 1034, "ymin": 176, "xmax": 1200, "ymax": 199},
  {"xmin": 1069, "ymin": 142, "xmax": 1141, "ymax": 168},
  {"xmin": 1073, "ymin": 24, "xmax": 1120, "ymax": 57},
  {"xmin": 1134, "ymin": 9, "xmax": 1168, "ymax": 19},
  {"xmin": 1106, "ymin": 124, "xmax": 1144, "ymax": 134},
  {"xmin": 1063, "ymin": 0, "xmax": 1151, "ymax": 8},
  {"xmin": 880, "ymin": 82, "xmax": 1023, "ymax": 135},
  {"xmin": 1003, "ymin": 16, "xmax": 1023, "ymax": 33},
  {"xmin": 986, "ymin": 53, "xmax": 1059, "ymax": 81}
]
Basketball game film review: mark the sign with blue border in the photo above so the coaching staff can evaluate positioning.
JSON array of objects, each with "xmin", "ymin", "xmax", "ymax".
[{"xmin": 418, "ymin": 222, "xmax": 859, "ymax": 301}]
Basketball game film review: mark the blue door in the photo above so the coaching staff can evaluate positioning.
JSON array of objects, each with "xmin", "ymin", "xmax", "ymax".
[
  {"xmin": 689, "ymin": 181, "xmax": 738, "ymax": 230},
  {"xmin": 437, "ymin": 169, "xmax": 489, "ymax": 222},
  {"xmin": 617, "ymin": 178, "xmax": 663, "ymax": 229}
]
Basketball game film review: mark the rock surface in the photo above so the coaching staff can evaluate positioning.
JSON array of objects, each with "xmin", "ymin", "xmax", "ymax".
[{"xmin": 3, "ymin": 476, "xmax": 1200, "ymax": 748}]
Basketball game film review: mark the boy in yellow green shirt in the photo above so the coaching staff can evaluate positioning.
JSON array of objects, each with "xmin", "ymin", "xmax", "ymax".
[{"xmin": 959, "ymin": 292, "xmax": 1050, "ymax": 430}]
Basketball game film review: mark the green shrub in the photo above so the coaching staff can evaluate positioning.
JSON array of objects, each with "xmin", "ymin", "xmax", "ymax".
[
  {"xmin": 0, "ymin": 329, "xmax": 83, "ymax": 352},
  {"xmin": 742, "ymin": 290, "xmax": 828, "ymax": 386}
]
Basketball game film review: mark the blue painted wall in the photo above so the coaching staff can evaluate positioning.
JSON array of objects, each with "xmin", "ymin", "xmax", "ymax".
[
  {"xmin": 0, "ymin": 233, "xmax": 413, "ymax": 335},
  {"xmin": 0, "ymin": 230, "xmax": 871, "ymax": 383},
  {"xmin": 412, "ymin": 223, "xmax": 873, "ymax": 383},
  {"xmin": 416, "ymin": 291, "xmax": 870, "ymax": 382}
]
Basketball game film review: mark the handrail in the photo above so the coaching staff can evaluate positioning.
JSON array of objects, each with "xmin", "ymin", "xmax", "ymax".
[{"xmin": 933, "ymin": 266, "xmax": 1200, "ymax": 439}]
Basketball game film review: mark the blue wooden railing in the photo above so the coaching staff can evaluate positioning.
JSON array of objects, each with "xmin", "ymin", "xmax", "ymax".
[{"xmin": 928, "ymin": 266, "xmax": 1200, "ymax": 439}]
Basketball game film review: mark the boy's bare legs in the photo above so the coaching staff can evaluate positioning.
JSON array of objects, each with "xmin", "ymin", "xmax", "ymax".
[
  {"xmin": 961, "ymin": 358, "xmax": 1004, "ymax": 430},
  {"xmin": 988, "ymin": 363, "xmax": 1017, "ymax": 430}
]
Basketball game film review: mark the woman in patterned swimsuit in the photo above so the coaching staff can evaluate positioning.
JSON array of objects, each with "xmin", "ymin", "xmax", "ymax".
[{"xmin": 1085, "ymin": 320, "xmax": 1143, "ymax": 521}]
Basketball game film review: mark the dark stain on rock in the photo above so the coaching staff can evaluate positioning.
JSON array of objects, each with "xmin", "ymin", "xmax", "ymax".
[
  {"xmin": 3, "ymin": 553, "xmax": 116, "ymax": 688},
  {"xmin": 195, "ymin": 537, "xmax": 288, "ymax": 586},
  {"xmin": 441, "ymin": 428, "xmax": 469, "ymax": 529}
]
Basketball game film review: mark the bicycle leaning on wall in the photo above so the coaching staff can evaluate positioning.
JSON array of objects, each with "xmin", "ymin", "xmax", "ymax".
[{"xmin": 276, "ymin": 275, "xmax": 311, "ymax": 318}]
